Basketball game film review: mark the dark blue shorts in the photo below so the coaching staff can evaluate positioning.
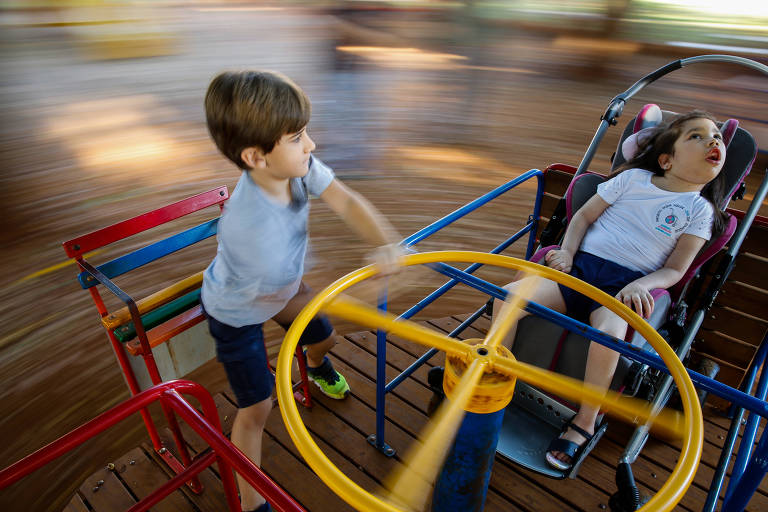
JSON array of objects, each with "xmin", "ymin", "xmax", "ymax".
[
  {"xmin": 205, "ymin": 311, "xmax": 333, "ymax": 408},
  {"xmin": 557, "ymin": 251, "xmax": 644, "ymax": 322}
]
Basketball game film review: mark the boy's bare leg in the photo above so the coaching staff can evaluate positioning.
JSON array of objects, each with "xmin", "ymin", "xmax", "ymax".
[
  {"xmin": 231, "ymin": 398, "xmax": 273, "ymax": 511},
  {"xmin": 491, "ymin": 277, "xmax": 566, "ymax": 349},
  {"xmin": 304, "ymin": 332, "xmax": 337, "ymax": 368},
  {"xmin": 550, "ymin": 306, "xmax": 628, "ymax": 464},
  {"xmin": 273, "ymin": 282, "xmax": 338, "ymax": 367}
]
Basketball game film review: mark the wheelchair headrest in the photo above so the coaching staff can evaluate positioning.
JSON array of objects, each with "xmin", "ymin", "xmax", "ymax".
[{"xmin": 611, "ymin": 104, "xmax": 757, "ymax": 209}]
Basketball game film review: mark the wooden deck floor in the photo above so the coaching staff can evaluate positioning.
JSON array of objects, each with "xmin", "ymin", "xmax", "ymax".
[{"xmin": 62, "ymin": 314, "xmax": 768, "ymax": 512}]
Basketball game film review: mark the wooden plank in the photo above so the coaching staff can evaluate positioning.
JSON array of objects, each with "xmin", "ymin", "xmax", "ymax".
[
  {"xmin": 147, "ymin": 430, "xmax": 227, "ymax": 512},
  {"xmin": 728, "ymin": 252, "xmax": 768, "ymax": 292},
  {"xmin": 691, "ymin": 353, "xmax": 747, "ymax": 401},
  {"xmin": 695, "ymin": 330, "xmax": 757, "ymax": 368},
  {"xmin": 260, "ymin": 429, "xmax": 355, "ymax": 512},
  {"xmin": 739, "ymin": 224, "xmax": 768, "ymax": 257},
  {"xmin": 61, "ymin": 493, "xmax": 89, "ymax": 512},
  {"xmin": 321, "ymin": 354, "xmax": 435, "ymax": 438},
  {"xmin": 539, "ymin": 193, "xmax": 561, "ymax": 220},
  {"xmin": 702, "ymin": 305, "xmax": 768, "ymax": 345},
  {"xmin": 484, "ymin": 489, "xmax": 526, "ymax": 511},
  {"xmin": 262, "ymin": 398, "xmax": 383, "ymax": 495},
  {"xmin": 345, "ymin": 331, "xmax": 434, "ymax": 389},
  {"xmin": 716, "ymin": 280, "xmax": 768, "ymax": 322},
  {"xmin": 543, "ymin": 169, "xmax": 573, "ymax": 197},
  {"xmin": 269, "ymin": 371, "xmax": 410, "ymax": 481},
  {"xmin": 78, "ymin": 465, "xmax": 136, "ymax": 511},
  {"xmin": 334, "ymin": 335, "xmax": 434, "ymax": 411},
  {"xmin": 597, "ymin": 429, "xmax": 713, "ymax": 512},
  {"xmin": 116, "ymin": 447, "xmax": 194, "ymax": 512}
]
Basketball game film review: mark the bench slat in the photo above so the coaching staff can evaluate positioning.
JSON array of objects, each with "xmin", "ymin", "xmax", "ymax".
[
  {"xmin": 63, "ymin": 186, "xmax": 228, "ymax": 257},
  {"xmin": 78, "ymin": 218, "xmax": 218, "ymax": 289},
  {"xmin": 113, "ymin": 288, "xmax": 201, "ymax": 343},
  {"xmin": 126, "ymin": 305, "xmax": 206, "ymax": 356},
  {"xmin": 101, "ymin": 272, "xmax": 203, "ymax": 330}
]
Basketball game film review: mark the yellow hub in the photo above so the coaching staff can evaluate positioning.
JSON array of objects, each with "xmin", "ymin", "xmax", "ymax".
[{"xmin": 443, "ymin": 339, "xmax": 517, "ymax": 414}]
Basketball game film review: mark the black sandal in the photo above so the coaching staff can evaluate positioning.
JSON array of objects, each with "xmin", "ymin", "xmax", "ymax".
[{"xmin": 546, "ymin": 420, "xmax": 607, "ymax": 475}]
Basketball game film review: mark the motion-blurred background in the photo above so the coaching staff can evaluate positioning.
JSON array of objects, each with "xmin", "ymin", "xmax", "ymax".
[{"xmin": 1, "ymin": 1, "xmax": 766, "ymax": 510}]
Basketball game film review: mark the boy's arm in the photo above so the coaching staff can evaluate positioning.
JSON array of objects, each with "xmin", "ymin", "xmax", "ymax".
[
  {"xmin": 546, "ymin": 194, "xmax": 610, "ymax": 272},
  {"xmin": 617, "ymin": 233, "xmax": 707, "ymax": 317},
  {"xmin": 320, "ymin": 178, "xmax": 401, "ymax": 248}
]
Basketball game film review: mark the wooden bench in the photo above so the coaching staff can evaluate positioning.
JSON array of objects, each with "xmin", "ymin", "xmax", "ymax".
[
  {"xmin": 62, "ymin": 188, "xmax": 227, "ymax": 391},
  {"xmin": 62, "ymin": 187, "xmax": 312, "ymax": 406}
]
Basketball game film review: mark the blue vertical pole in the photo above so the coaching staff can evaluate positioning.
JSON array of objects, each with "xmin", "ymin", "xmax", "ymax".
[
  {"xmin": 368, "ymin": 289, "xmax": 395, "ymax": 456},
  {"xmin": 706, "ymin": 335, "xmax": 768, "ymax": 511},
  {"xmin": 724, "ymin": 334, "xmax": 768, "ymax": 504},
  {"xmin": 722, "ymin": 424, "xmax": 768, "ymax": 511},
  {"xmin": 432, "ymin": 409, "xmax": 505, "ymax": 512}
]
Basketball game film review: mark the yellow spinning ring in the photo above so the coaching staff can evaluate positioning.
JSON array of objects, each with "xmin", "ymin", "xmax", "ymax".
[{"xmin": 276, "ymin": 251, "xmax": 703, "ymax": 512}]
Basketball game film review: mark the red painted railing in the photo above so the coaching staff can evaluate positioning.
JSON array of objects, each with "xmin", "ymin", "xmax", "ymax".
[{"xmin": 0, "ymin": 380, "xmax": 305, "ymax": 512}]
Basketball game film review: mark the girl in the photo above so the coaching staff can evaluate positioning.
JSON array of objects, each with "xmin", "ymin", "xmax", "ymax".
[{"xmin": 494, "ymin": 110, "xmax": 730, "ymax": 471}]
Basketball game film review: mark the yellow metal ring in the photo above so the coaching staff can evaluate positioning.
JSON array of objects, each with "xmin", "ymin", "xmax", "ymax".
[{"xmin": 276, "ymin": 251, "xmax": 702, "ymax": 512}]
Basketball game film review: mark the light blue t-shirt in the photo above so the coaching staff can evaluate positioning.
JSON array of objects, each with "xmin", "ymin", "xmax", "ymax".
[{"xmin": 201, "ymin": 156, "xmax": 335, "ymax": 327}]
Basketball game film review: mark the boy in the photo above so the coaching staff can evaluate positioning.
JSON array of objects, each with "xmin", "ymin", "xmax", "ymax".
[{"xmin": 202, "ymin": 70, "xmax": 401, "ymax": 512}]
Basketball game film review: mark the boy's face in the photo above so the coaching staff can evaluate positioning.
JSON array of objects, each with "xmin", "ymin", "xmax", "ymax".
[{"xmin": 256, "ymin": 127, "xmax": 316, "ymax": 179}]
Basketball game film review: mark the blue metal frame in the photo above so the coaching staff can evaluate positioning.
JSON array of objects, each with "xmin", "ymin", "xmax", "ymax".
[
  {"xmin": 368, "ymin": 169, "xmax": 545, "ymax": 454},
  {"xmin": 370, "ymin": 55, "xmax": 768, "ymax": 507},
  {"xmin": 375, "ymin": 167, "xmax": 768, "ymax": 506}
]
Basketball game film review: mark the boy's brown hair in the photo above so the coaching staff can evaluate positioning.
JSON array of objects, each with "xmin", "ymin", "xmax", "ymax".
[{"xmin": 205, "ymin": 70, "xmax": 311, "ymax": 168}]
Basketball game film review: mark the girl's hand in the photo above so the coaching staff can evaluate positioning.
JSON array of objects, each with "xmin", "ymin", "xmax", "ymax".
[
  {"xmin": 616, "ymin": 282, "xmax": 654, "ymax": 318},
  {"xmin": 544, "ymin": 249, "xmax": 573, "ymax": 273}
]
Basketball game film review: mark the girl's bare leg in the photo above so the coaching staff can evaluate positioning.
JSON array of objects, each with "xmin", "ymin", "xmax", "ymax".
[
  {"xmin": 491, "ymin": 276, "xmax": 566, "ymax": 349},
  {"xmin": 550, "ymin": 306, "xmax": 628, "ymax": 463}
]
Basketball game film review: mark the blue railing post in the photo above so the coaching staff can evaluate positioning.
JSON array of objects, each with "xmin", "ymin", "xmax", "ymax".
[
  {"xmin": 704, "ymin": 333, "xmax": 768, "ymax": 511},
  {"xmin": 368, "ymin": 289, "xmax": 395, "ymax": 456},
  {"xmin": 723, "ymin": 332, "xmax": 768, "ymax": 504}
]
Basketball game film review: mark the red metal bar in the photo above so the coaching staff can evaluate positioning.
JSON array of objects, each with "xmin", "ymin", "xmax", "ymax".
[
  {"xmin": 294, "ymin": 346, "xmax": 313, "ymax": 408},
  {"xmin": 82, "ymin": 260, "xmax": 164, "ymax": 451},
  {"xmin": 0, "ymin": 381, "xmax": 305, "ymax": 512},
  {"xmin": 63, "ymin": 186, "xmax": 229, "ymax": 258},
  {"xmin": 124, "ymin": 451, "xmax": 219, "ymax": 512},
  {"xmin": 165, "ymin": 389, "xmax": 304, "ymax": 512},
  {"xmin": 726, "ymin": 209, "xmax": 768, "ymax": 227}
]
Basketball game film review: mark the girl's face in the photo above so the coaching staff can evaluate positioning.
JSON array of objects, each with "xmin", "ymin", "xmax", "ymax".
[{"xmin": 659, "ymin": 118, "xmax": 725, "ymax": 187}]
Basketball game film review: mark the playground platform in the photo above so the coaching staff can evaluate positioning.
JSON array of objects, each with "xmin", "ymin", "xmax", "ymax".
[{"xmin": 60, "ymin": 314, "xmax": 768, "ymax": 512}]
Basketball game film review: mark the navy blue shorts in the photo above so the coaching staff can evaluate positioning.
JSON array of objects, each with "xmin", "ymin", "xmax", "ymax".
[
  {"xmin": 557, "ymin": 251, "xmax": 645, "ymax": 322},
  {"xmin": 205, "ymin": 310, "xmax": 333, "ymax": 409}
]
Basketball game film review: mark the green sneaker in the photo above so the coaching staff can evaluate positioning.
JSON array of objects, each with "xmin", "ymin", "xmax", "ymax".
[{"xmin": 306, "ymin": 356, "xmax": 350, "ymax": 399}]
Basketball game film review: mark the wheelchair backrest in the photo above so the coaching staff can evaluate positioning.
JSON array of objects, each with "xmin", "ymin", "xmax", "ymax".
[{"xmin": 564, "ymin": 105, "xmax": 757, "ymax": 302}]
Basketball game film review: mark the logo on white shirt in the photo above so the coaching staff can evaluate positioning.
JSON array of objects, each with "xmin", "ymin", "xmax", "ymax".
[{"xmin": 654, "ymin": 203, "xmax": 691, "ymax": 237}]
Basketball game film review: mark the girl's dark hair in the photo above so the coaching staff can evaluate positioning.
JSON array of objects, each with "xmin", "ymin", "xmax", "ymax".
[{"xmin": 615, "ymin": 110, "xmax": 729, "ymax": 238}]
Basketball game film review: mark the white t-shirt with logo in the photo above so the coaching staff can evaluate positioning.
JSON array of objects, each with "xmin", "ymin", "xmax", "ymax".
[
  {"xmin": 201, "ymin": 156, "xmax": 335, "ymax": 327},
  {"xmin": 580, "ymin": 168, "xmax": 714, "ymax": 274}
]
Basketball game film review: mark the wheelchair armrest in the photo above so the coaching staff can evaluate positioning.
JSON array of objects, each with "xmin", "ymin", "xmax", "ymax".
[{"xmin": 530, "ymin": 245, "xmax": 560, "ymax": 265}]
